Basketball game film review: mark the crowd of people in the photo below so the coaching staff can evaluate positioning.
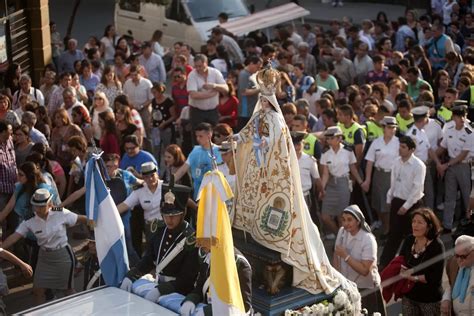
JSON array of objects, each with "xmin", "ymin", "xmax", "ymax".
[{"xmin": 0, "ymin": 2, "xmax": 474, "ymax": 315}]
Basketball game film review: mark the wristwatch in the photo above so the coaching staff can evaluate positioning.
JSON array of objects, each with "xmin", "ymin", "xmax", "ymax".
[{"xmin": 414, "ymin": 276, "xmax": 419, "ymax": 282}]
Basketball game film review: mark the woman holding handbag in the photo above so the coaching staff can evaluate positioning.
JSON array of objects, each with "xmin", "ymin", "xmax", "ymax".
[{"xmin": 399, "ymin": 207, "xmax": 445, "ymax": 315}]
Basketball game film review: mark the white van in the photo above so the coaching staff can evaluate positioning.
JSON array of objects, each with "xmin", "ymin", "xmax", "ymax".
[
  {"xmin": 114, "ymin": 0, "xmax": 310, "ymax": 51},
  {"xmin": 114, "ymin": 0, "xmax": 249, "ymax": 50}
]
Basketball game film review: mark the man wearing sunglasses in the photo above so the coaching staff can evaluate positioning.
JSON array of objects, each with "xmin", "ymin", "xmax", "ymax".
[{"xmin": 442, "ymin": 235, "xmax": 474, "ymax": 315}]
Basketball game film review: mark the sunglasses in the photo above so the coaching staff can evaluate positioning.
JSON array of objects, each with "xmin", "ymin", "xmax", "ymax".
[{"xmin": 455, "ymin": 251, "xmax": 472, "ymax": 260}]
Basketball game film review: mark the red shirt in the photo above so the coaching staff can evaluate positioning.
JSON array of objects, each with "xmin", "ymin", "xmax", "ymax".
[
  {"xmin": 172, "ymin": 82, "xmax": 189, "ymax": 115},
  {"xmin": 100, "ymin": 133, "xmax": 120, "ymax": 156},
  {"xmin": 218, "ymin": 96, "xmax": 239, "ymax": 128}
]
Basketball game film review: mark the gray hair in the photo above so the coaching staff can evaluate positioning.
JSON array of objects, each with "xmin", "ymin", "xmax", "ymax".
[
  {"xmin": 21, "ymin": 111, "xmax": 37, "ymax": 125},
  {"xmin": 20, "ymin": 74, "xmax": 32, "ymax": 83},
  {"xmin": 194, "ymin": 54, "xmax": 208, "ymax": 64},
  {"xmin": 455, "ymin": 235, "xmax": 474, "ymax": 252},
  {"xmin": 63, "ymin": 86, "xmax": 77, "ymax": 97},
  {"xmin": 295, "ymin": 98, "xmax": 310, "ymax": 109},
  {"xmin": 297, "ymin": 42, "xmax": 309, "ymax": 49}
]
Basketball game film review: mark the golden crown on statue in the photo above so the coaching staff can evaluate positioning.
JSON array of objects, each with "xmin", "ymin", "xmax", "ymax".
[{"xmin": 256, "ymin": 65, "xmax": 280, "ymax": 96}]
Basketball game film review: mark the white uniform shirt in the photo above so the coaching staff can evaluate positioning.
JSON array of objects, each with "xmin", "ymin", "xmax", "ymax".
[
  {"xmin": 122, "ymin": 77, "xmax": 153, "ymax": 110},
  {"xmin": 320, "ymin": 144, "xmax": 356, "ymax": 178},
  {"xmin": 187, "ymin": 67, "xmax": 226, "ymax": 110},
  {"xmin": 335, "ymin": 227, "xmax": 381, "ymax": 289},
  {"xmin": 440, "ymin": 124, "xmax": 474, "ymax": 161},
  {"xmin": 386, "ymin": 155, "xmax": 426, "ymax": 210},
  {"xmin": 16, "ymin": 208, "xmax": 78, "ymax": 249},
  {"xmin": 123, "ymin": 181, "xmax": 163, "ymax": 222},
  {"xmin": 425, "ymin": 118, "xmax": 443, "ymax": 151},
  {"xmin": 298, "ymin": 152, "xmax": 320, "ymax": 193},
  {"xmin": 365, "ymin": 135, "xmax": 400, "ymax": 171},
  {"xmin": 407, "ymin": 125, "xmax": 431, "ymax": 162}
]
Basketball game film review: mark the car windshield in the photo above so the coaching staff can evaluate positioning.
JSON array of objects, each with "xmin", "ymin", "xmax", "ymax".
[{"xmin": 185, "ymin": 0, "xmax": 249, "ymax": 22}]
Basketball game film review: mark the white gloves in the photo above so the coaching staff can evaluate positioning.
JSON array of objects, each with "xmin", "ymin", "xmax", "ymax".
[
  {"xmin": 144, "ymin": 287, "xmax": 161, "ymax": 303},
  {"xmin": 179, "ymin": 301, "xmax": 196, "ymax": 316},
  {"xmin": 120, "ymin": 277, "xmax": 133, "ymax": 292}
]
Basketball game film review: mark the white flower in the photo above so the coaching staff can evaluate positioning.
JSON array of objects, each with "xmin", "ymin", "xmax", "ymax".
[
  {"xmin": 327, "ymin": 303, "xmax": 335, "ymax": 313},
  {"xmin": 311, "ymin": 303, "xmax": 324, "ymax": 314},
  {"xmin": 334, "ymin": 290, "xmax": 349, "ymax": 308}
]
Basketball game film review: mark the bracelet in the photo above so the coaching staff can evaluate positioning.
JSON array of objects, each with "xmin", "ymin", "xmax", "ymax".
[{"xmin": 344, "ymin": 255, "xmax": 351, "ymax": 262}]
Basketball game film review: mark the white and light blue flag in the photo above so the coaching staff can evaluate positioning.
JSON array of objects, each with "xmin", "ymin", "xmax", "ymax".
[{"xmin": 85, "ymin": 153, "xmax": 129, "ymax": 287}]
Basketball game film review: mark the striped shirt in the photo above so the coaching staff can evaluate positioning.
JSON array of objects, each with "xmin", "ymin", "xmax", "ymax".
[{"xmin": 0, "ymin": 138, "xmax": 17, "ymax": 194}]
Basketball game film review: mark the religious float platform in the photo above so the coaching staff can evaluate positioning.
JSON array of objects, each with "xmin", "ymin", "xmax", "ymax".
[{"xmin": 233, "ymin": 229, "xmax": 335, "ymax": 316}]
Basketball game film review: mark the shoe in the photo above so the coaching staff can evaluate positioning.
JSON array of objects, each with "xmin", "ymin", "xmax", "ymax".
[
  {"xmin": 325, "ymin": 233, "xmax": 336, "ymax": 240},
  {"xmin": 331, "ymin": 1, "xmax": 337, "ymax": 7},
  {"xmin": 370, "ymin": 220, "xmax": 382, "ymax": 231},
  {"xmin": 337, "ymin": 1, "xmax": 343, "ymax": 6}
]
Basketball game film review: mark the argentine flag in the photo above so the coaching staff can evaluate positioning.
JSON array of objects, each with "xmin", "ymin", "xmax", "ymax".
[{"xmin": 85, "ymin": 153, "xmax": 129, "ymax": 287}]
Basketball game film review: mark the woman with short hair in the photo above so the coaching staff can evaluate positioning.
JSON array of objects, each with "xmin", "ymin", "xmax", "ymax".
[{"xmin": 2, "ymin": 188, "xmax": 87, "ymax": 304}]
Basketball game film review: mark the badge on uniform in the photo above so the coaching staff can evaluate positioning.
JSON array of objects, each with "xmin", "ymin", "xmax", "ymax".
[{"xmin": 304, "ymin": 143, "xmax": 310, "ymax": 150}]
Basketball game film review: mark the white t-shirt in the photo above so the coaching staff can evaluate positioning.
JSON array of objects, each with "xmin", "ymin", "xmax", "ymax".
[{"xmin": 187, "ymin": 67, "xmax": 226, "ymax": 111}]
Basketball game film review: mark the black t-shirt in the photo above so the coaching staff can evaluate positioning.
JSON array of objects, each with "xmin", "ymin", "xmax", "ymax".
[
  {"xmin": 152, "ymin": 97, "xmax": 174, "ymax": 128},
  {"xmin": 400, "ymin": 235, "xmax": 445, "ymax": 303}
]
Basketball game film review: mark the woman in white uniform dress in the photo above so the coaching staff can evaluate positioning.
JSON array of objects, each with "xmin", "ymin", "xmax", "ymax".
[{"xmin": 2, "ymin": 188, "xmax": 87, "ymax": 305}]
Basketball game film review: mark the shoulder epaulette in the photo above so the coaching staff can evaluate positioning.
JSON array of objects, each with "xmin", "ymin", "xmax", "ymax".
[
  {"xmin": 407, "ymin": 122, "xmax": 414, "ymax": 129},
  {"xmin": 465, "ymin": 127, "xmax": 472, "ymax": 134},
  {"xmin": 132, "ymin": 183, "xmax": 144, "ymax": 190},
  {"xmin": 184, "ymin": 224, "xmax": 196, "ymax": 247},
  {"xmin": 343, "ymin": 144, "xmax": 354, "ymax": 152}
]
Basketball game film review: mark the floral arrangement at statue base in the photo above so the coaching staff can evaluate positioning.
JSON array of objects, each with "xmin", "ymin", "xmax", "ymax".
[{"xmin": 284, "ymin": 289, "xmax": 369, "ymax": 316}]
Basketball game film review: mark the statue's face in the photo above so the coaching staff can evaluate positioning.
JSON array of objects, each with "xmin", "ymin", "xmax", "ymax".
[{"xmin": 261, "ymin": 97, "xmax": 271, "ymax": 109}]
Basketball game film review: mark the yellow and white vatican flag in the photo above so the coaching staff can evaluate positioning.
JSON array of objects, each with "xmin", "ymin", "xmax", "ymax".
[{"xmin": 196, "ymin": 170, "xmax": 245, "ymax": 316}]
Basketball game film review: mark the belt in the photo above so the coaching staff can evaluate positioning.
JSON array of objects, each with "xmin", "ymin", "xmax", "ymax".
[
  {"xmin": 41, "ymin": 244, "xmax": 67, "ymax": 252},
  {"xmin": 190, "ymin": 106, "xmax": 217, "ymax": 112},
  {"xmin": 375, "ymin": 167, "xmax": 391, "ymax": 173}
]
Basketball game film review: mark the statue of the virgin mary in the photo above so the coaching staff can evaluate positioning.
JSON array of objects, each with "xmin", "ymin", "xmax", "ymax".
[{"xmin": 232, "ymin": 66, "xmax": 361, "ymax": 312}]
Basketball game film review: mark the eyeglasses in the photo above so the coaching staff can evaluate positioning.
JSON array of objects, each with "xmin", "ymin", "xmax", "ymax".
[{"xmin": 455, "ymin": 251, "xmax": 473, "ymax": 260}]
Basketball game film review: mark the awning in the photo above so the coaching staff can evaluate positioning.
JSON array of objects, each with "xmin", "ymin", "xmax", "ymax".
[{"xmin": 218, "ymin": 3, "xmax": 310, "ymax": 37}]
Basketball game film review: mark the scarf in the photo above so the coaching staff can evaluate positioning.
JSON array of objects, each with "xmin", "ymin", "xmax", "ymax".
[{"xmin": 452, "ymin": 267, "xmax": 471, "ymax": 303}]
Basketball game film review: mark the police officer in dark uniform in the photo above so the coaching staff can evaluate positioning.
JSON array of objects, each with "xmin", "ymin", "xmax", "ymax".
[
  {"xmin": 120, "ymin": 177, "xmax": 199, "ymax": 303},
  {"xmin": 179, "ymin": 247, "xmax": 253, "ymax": 316}
]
